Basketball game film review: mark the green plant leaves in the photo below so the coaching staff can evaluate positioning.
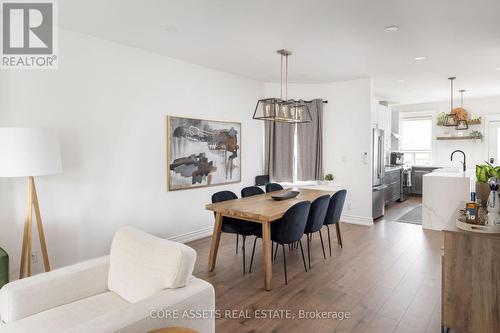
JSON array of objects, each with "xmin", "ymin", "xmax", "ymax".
[{"xmin": 476, "ymin": 164, "xmax": 500, "ymax": 183}]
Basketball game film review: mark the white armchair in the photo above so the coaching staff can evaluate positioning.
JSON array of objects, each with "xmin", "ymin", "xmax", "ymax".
[{"xmin": 0, "ymin": 228, "xmax": 215, "ymax": 333}]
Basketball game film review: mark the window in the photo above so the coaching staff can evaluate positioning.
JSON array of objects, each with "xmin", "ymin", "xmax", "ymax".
[{"xmin": 401, "ymin": 117, "xmax": 432, "ymax": 165}]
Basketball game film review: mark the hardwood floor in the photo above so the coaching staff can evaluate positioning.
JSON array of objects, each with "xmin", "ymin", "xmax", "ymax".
[{"xmin": 188, "ymin": 198, "xmax": 442, "ymax": 333}]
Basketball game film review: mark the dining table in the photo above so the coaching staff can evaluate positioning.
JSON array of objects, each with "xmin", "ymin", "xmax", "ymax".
[{"xmin": 205, "ymin": 188, "xmax": 336, "ymax": 291}]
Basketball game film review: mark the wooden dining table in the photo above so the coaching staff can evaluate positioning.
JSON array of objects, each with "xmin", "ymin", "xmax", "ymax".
[{"xmin": 205, "ymin": 188, "xmax": 336, "ymax": 291}]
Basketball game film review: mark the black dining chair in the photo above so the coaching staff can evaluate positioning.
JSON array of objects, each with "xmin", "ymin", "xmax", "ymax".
[
  {"xmin": 324, "ymin": 189, "xmax": 347, "ymax": 255},
  {"xmin": 211, "ymin": 191, "xmax": 261, "ymax": 274},
  {"xmin": 241, "ymin": 186, "xmax": 265, "ymax": 198},
  {"xmin": 249, "ymin": 201, "xmax": 311, "ymax": 285},
  {"xmin": 303, "ymin": 195, "xmax": 330, "ymax": 269},
  {"xmin": 265, "ymin": 183, "xmax": 283, "ymax": 193}
]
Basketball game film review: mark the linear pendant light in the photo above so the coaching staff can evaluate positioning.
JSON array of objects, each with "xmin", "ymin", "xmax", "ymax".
[
  {"xmin": 443, "ymin": 77, "xmax": 458, "ymax": 127},
  {"xmin": 455, "ymin": 89, "xmax": 469, "ymax": 130},
  {"xmin": 253, "ymin": 49, "xmax": 312, "ymax": 123}
]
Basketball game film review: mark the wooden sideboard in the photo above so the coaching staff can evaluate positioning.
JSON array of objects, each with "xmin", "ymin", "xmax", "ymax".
[{"xmin": 442, "ymin": 212, "xmax": 500, "ymax": 333}]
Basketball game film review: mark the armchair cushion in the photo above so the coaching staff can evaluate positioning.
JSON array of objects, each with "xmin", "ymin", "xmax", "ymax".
[
  {"xmin": 108, "ymin": 227, "xmax": 196, "ymax": 303},
  {"xmin": 0, "ymin": 256, "xmax": 109, "ymax": 323},
  {"xmin": 1, "ymin": 291, "xmax": 128, "ymax": 333}
]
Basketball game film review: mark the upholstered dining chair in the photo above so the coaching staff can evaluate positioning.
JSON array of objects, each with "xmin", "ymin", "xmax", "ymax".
[
  {"xmin": 249, "ymin": 201, "xmax": 311, "ymax": 284},
  {"xmin": 211, "ymin": 191, "xmax": 261, "ymax": 274},
  {"xmin": 265, "ymin": 183, "xmax": 283, "ymax": 193},
  {"xmin": 241, "ymin": 186, "xmax": 265, "ymax": 198},
  {"xmin": 324, "ymin": 189, "xmax": 347, "ymax": 255},
  {"xmin": 303, "ymin": 195, "xmax": 330, "ymax": 269}
]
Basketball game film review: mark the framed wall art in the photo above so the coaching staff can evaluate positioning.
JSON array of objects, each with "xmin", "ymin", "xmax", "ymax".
[{"xmin": 167, "ymin": 116, "xmax": 241, "ymax": 191}]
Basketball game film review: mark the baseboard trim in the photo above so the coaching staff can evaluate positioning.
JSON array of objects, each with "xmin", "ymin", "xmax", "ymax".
[
  {"xmin": 168, "ymin": 214, "xmax": 373, "ymax": 243},
  {"xmin": 168, "ymin": 226, "xmax": 214, "ymax": 243},
  {"xmin": 341, "ymin": 214, "xmax": 374, "ymax": 226}
]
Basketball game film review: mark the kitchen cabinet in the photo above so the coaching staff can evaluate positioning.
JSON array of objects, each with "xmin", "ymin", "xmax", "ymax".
[
  {"xmin": 384, "ymin": 168, "xmax": 401, "ymax": 205},
  {"xmin": 411, "ymin": 166, "xmax": 438, "ymax": 195},
  {"xmin": 442, "ymin": 211, "xmax": 500, "ymax": 333},
  {"xmin": 372, "ymin": 101, "xmax": 392, "ymax": 150}
]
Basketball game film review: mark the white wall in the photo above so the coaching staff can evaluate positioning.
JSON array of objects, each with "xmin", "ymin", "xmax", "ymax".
[
  {"xmin": 0, "ymin": 29, "xmax": 264, "ymax": 278},
  {"xmin": 392, "ymin": 95, "xmax": 500, "ymax": 169},
  {"xmin": 264, "ymin": 79, "xmax": 374, "ymax": 225}
]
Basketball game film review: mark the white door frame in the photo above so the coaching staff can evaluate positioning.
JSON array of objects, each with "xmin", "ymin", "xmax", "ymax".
[{"xmin": 483, "ymin": 114, "xmax": 500, "ymax": 164}]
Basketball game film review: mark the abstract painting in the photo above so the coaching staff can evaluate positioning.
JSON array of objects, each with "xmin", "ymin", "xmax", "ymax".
[{"xmin": 167, "ymin": 116, "xmax": 241, "ymax": 191}]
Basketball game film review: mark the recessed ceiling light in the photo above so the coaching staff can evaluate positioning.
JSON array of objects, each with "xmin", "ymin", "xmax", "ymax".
[
  {"xmin": 496, "ymin": 67, "xmax": 500, "ymax": 71},
  {"xmin": 384, "ymin": 26, "xmax": 399, "ymax": 32},
  {"xmin": 397, "ymin": 79, "xmax": 405, "ymax": 83},
  {"xmin": 414, "ymin": 56, "xmax": 426, "ymax": 61}
]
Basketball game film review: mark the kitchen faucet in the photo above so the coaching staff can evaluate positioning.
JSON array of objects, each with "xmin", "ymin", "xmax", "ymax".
[{"xmin": 451, "ymin": 150, "xmax": 466, "ymax": 172}]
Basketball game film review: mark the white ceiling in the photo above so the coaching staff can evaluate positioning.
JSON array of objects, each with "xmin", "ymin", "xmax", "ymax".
[{"xmin": 59, "ymin": 0, "xmax": 500, "ymax": 105}]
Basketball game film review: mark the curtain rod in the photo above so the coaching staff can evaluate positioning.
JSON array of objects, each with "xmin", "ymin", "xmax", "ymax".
[{"xmin": 302, "ymin": 100, "xmax": 328, "ymax": 103}]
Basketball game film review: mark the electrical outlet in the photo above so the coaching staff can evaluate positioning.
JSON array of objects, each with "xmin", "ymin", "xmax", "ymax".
[{"xmin": 31, "ymin": 250, "xmax": 38, "ymax": 264}]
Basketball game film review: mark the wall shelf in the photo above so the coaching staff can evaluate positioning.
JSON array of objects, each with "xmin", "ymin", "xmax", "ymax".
[{"xmin": 436, "ymin": 136, "xmax": 479, "ymax": 141}]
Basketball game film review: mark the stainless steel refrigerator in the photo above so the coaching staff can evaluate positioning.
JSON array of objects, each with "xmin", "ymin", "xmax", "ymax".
[{"xmin": 372, "ymin": 129, "xmax": 387, "ymax": 219}]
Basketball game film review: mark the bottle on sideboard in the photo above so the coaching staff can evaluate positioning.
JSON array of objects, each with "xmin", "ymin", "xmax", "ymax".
[{"xmin": 466, "ymin": 192, "xmax": 479, "ymax": 224}]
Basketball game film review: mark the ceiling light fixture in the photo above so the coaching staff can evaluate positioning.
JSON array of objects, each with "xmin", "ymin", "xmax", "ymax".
[
  {"xmin": 397, "ymin": 79, "xmax": 405, "ymax": 83},
  {"xmin": 443, "ymin": 77, "xmax": 458, "ymax": 127},
  {"xmin": 455, "ymin": 89, "xmax": 469, "ymax": 130},
  {"xmin": 253, "ymin": 49, "xmax": 312, "ymax": 123},
  {"xmin": 384, "ymin": 25, "xmax": 399, "ymax": 32},
  {"xmin": 414, "ymin": 56, "xmax": 426, "ymax": 61},
  {"xmin": 496, "ymin": 67, "xmax": 500, "ymax": 71}
]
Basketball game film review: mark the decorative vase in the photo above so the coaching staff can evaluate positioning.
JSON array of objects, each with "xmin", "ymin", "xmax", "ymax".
[{"xmin": 476, "ymin": 182, "xmax": 491, "ymax": 207}]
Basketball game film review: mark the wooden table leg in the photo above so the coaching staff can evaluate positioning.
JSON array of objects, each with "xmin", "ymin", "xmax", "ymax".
[
  {"xmin": 208, "ymin": 212, "xmax": 223, "ymax": 271},
  {"xmin": 262, "ymin": 222, "xmax": 272, "ymax": 291}
]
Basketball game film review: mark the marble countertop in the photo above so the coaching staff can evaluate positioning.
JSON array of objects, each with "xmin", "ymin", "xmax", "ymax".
[{"xmin": 424, "ymin": 168, "xmax": 474, "ymax": 178}]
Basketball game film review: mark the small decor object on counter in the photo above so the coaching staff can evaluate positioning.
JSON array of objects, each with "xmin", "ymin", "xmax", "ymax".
[
  {"xmin": 487, "ymin": 177, "xmax": 500, "ymax": 226},
  {"xmin": 0, "ymin": 247, "xmax": 8, "ymax": 289},
  {"xmin": 167, "ymin": 116, "xmax": 241, "ymax": 191},
  {"xmin": 466, "ymin": 192, "xmax": 479, "ymax": 224}
]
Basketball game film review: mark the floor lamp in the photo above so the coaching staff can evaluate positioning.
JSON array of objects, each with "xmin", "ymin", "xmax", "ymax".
[{"xmin": 0, "ymin": 128, "xmax": 62, "ymax": 279}]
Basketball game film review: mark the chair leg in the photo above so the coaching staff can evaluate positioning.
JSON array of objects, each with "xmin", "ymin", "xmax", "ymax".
[
  {"xmin": 307, "ymin": 233, "xmax": 311, "ymax": 269},
  {"xmin": 299, "ymin": 240, "xmax": 307, "ymax": 272},
  {"xmin": 326, "ymin": 225, "xmax": 332, "ymax": 256},
  {"xmin": 236, "ymin": 234, "xmax": 239, "ymax": 254},
  {"xmin": 274, "ymin": 241, "xmax": 279, "ymax": 261},
  {"xmin": 249, "ymin": 237, "xmax": 258, "ymax": 273},
  {"xmin": 319, "ymin": 229, "xmax": 326, "ymax": 259},
  {"xmin": 336, "ymin": 223, "xmax": 343, "ymax": 248},
  {"xmin": 282, "ymin": 244, "xmax": 287, "ymax": 285},
  {"xmin": 242, "ymin": 236, "xmax": 246, "ymax": 274}
]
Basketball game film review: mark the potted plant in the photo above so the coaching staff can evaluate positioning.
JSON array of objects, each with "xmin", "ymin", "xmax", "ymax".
[
  {"xmin": 476, "ymin": 163, "xmax": 500, "ymax": 206},
  {"xmin": 323, "ymin": 173, "xmax": 334, "ymax": 185},
  {"xmin": 470, "ymin": 130, "xmax": 483, "ymax": 142}
]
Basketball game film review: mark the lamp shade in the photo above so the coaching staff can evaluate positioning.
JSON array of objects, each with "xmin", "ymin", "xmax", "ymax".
[{"xmin": 0, "ymin": 127, "xmax": 62, "ymax": 177}]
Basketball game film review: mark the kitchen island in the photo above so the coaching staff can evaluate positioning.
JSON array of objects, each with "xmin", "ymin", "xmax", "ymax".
[
  {"xmin": 422, "ymin": 168, "xmax": 473, "ymax": 230},
  {"xmin": 442, "ymin": 207, "xmax": 500, "ymax": 333}
]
